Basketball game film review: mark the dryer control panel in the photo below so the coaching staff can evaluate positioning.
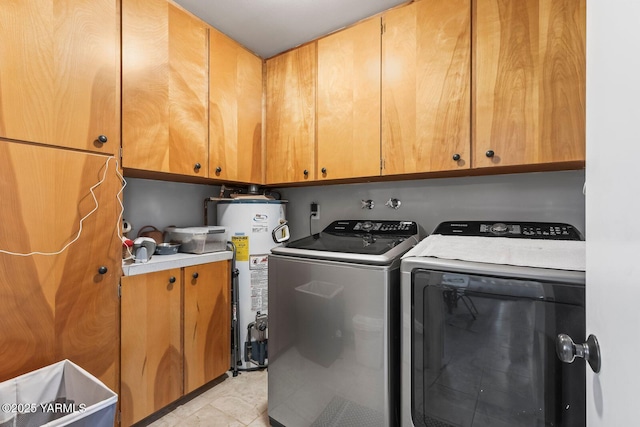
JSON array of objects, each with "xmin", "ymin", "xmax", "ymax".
[{"xmin": 433, "ymin": 221, "xmax": 583, "ymax": 240}]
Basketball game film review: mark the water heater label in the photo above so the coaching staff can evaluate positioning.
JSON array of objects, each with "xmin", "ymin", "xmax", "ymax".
[
  {"xmin": 252, "ymin": 213, "xmax": 269, "ymax": 233},
  {"xmin": 252, "ymin": 225, "xmax": 268, "ymax": 233},
  {"xmin": 250, "ymin": 255, "xmax": 269, "ymax": 311},
  {"xmin": 232, "ymin": 235, "xmax": 249, "ymax": 261}
]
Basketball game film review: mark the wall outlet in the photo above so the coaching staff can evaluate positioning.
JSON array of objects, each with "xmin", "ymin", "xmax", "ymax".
[{"xmin": 310, "ymin": 202, "xmax": 319, "ymax": 220}]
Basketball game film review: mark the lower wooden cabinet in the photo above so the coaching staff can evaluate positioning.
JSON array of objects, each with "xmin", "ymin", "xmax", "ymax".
[
  {"xmin": 120, "ymin": 261, "xmax": 230, "ymax": 426},
  {"xmin": 120, "ymin": 268, "xmax": 182, "ymax": 427},
  {"xmin": 183, "ymin": 262, "xmax": 230, "ymax": 394}
]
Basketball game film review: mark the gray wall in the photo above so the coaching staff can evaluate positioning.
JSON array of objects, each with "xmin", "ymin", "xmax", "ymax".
[
  {"xmin": 123, "ymin": 170, "xmax": 585, "ymax": 242},
  {"xmin": 123, "ymin": 178, "xmax": 220, "ymax": 238},
  {"xmin": 278, "ymin": 170, "xmax": 586, "ymax": 240}
]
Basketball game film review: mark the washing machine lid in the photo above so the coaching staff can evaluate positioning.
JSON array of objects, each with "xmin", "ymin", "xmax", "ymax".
[{"xmin": 271, "ymin": 220, "xmax": 420, "ymax": 265}]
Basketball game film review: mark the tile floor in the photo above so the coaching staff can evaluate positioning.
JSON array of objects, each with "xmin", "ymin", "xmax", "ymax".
[{"xmin": 140, "ymin": 370, "xmax": 268, "ymax": 427}]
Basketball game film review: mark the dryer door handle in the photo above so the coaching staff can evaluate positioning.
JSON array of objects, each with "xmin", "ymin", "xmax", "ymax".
[{"xmin": 556, "ymin": 333, "xmax": 601, "ymax": 373}]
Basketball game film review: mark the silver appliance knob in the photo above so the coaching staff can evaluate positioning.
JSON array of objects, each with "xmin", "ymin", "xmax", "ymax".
[
  {"xmin": 490, "ymin": 222, "xmax": 508, "ymax": 234},
  {"xmin": 361, "ymin": 199, "xmax": 374, "ymax": 209},
  {"xmin": 361, "ymin": 221, "xmax": 374, "ymax": 231},
  {"xmin": 556, "ymin": 333, "xmax": 601, "ymax": 373},
  {"xmin": 385, "ymin": 198, "xmax": 401, "ymax": 209}
]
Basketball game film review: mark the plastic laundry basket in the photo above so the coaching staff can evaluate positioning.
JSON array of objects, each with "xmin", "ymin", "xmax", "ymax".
[{"xmin": 0, "ymin": 359, "xmax": 117, "ymax": 427}]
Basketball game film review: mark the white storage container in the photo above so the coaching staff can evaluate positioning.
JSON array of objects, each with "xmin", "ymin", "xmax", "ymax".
[
  {"xmin": 165, "ymin": 226, "xmax": 227, "ymax": 254},
  {"xmin": 0, "ymin": 359, "xmax": 117, "ymax": 427}
]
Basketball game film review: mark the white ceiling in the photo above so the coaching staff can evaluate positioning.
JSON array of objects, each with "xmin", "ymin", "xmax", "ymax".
[{"xmin": 171, "ymin": 0, "xmax": 409, "ymax": 58}]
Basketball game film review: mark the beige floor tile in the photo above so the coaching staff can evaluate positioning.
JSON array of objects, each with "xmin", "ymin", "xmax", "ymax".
[
  {"xmin": 146, "ymin": 412, "xmax": 182, "ymax": 427},
  {"xmin": 209, "ymin": 394, "xmax": 262, "ymax": 425},
  {"xmin": 143, "ymin": 370, "xmax": 267, "ymax": 427},
  {"xmin": 247, "ymin": 411, "xmax": 270, "ymax": 427},
  {"xmin": 180, "ymin": 404, "xmax": 245, "ymax": 427}
]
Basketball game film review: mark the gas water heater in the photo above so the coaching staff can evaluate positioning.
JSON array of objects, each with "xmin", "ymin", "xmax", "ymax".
[{"xmin": 217, "ymin": 199, "xmax": 288, "ymax": 370}]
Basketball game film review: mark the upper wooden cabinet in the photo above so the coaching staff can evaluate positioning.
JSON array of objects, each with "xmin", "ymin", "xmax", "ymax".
[
  {"xmin": 0, "ymin": 139, "xmax": 121, "ymax": 393},
  {"xmin": 183, "ymin": 262, "xmax": 230, "ymax": 394},
  {"xmin": 0, "ymin": 0, "xmax": 119, "ymax": 154},
  {"xmin": 122, "ymin": 0, "xmax": 208, "ymax": 177},
  {"xmin": 209, "ymin": 29, "xmax": 264, "ymax": 184},
  {"xmin": 265, "ymin": 43, "xmax": 317, "ymax": 185},
  {"xmin": 473, "ymin": 0, "xmax": 586, "ymax": 168},
  {"xmin": 317, "ymin": 17, "xmax": 381, "ymax": 181},
  {"xmin": 382, "ymin": 0, "xmax": 471, "ymax": 175}
]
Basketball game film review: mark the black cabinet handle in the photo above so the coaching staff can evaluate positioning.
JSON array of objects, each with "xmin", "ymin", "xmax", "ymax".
[
  {"xmin": 194, "ymin": 163, "xmax": 202, "ymax": 170},
  {"xmin": 321, "ymin": 167, "xmax": 327, "ymax": 174},
  {"xmin": 452, "ymin": 153, "xmax": 461, "ymax": 161},
  {"xmin": 97, "ymin": 135, "xmax": 108, "ymax": 144},
  {"xmin": 486, "ymin": 150, "xmax": 495, "ymax": 158},
  {"xmin": 98, "ymin": 266, "xmax": 108, "ymax": 275},
  {"xmin": 192, "ymin": 272, "xmax": 199, "ymax": 279},
  {"xmin": 215, "ymin": 166, "xmax": 222, "ymax": 174},
  {"xmin": 169, "ymin": 276, "xmax": 176, "ymax": 284},
  {"xmin": 303, "ymin": 169, "xmax": 309, "ymax": 177}
]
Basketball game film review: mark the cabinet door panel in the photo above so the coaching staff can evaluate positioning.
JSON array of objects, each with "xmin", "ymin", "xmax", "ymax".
[
  {"xmin": 183, "ymin": 262, "xmax": 230, "ymax": 394},
  {"xmin": 265, "ymin": 44, "xmax": 316, "ymax": 184},
  {"xmin": 121, "ymin": 269, "xmax": 182, "ymax": 427},
  {"xmin": 210, "ymin": 29, "xmax": 263, "ymax": 183},
  {"xmin": 382, "ymin": 0, "xmax": 470, "ymax": 174},
  {"xmin": 122, "ymin": 0, "xmax": 208, "ymax": 176},
  {"xmin": 317, "ymin": 18, "xmax": 381, "ymax": 180},
  {"xmin": 0, "ymin": 140, "xmax": 120, "ymax": 391},
  {"xmin": 0, "ymin": 0, "xmax": 119, "ymax": 153},
  {"xmin": 474, "ymin": 0, "xmax": 585, "ymax": 167}
]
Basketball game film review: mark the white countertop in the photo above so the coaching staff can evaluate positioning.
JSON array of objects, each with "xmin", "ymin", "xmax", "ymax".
[{"xmin": 122, "ymin": 251, "xmax": 233, "ymax": 276}]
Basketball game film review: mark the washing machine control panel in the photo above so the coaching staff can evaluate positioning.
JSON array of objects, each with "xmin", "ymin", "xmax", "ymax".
[
  {"xmin": 433, "ymin": 221, "xmax": 583, "ymax": 240},
  {"xmin": 326, "ymin": 220, "xmax": 418, "ymax": 236}
]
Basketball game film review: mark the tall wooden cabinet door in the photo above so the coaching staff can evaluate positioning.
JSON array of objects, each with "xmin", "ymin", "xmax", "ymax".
[
  {"xmin": 473, "ymin": 0, "xmax": 585, "ymax": 168},
  {"xmin": 382, "ymin": 1, "xmax": 471, "ymax": 175},
  {"xmin": 122, "ymin": 0, "xmax": 208, "ymax": 177},
  {"xmin": 0, "ymin": 0, "xmax": 119, "ymax": 154},
  {"xmin": 121, "ymin": 270, "xmax": 182, "ymax": 427},
  {"xmin": 183, "ymin": 262, "xmax": 230, "ymax": 394},
  {"xmin": 210, "ymin": 29, "xmax": 264, "ymax": 184},
  {"xmin": 317, "ymin": 18, "xmax": 381, "ymax": 180},
  {"xmin": 265, "ymin": 43, "xmax": 317, "ymax": 184},
  {"xmin": 0, "ymin": 140, "xmax": 120, "ymax": 390}
]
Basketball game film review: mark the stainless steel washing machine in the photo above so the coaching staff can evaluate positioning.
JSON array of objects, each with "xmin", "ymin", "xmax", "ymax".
[
  {"xmin": 401, "ymin": 221, "xmax": 586, "ymax": 427},
  {"xmin": 268, "ymin": 220, "xmax": 420, "ymax": 427}
]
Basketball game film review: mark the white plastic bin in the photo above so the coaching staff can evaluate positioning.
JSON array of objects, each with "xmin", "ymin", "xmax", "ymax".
[
  {"xmin": 164, "ymin": 226, "xmax": 227, "ymax": 254},
  {"xmin": 0, "ymin": 360, "xmax": 117, "ymax": 427},
  {"xmin": 352, "ymin": 315, "xmax": 385, "ymax": 369}
]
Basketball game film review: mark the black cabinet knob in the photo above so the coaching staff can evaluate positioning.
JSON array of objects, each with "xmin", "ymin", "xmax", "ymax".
[
  {"xmin": 192, "ymin": 272, "xmax": 199, "ymax": 279},
  {"xmin": 169, "ymin": 276, "xmax": 176, "ymax": 284},
  {"xmin": 97, "ymin": 135, "xmax": 108, "ymax": 144},
  {"xmin": 452, "ymin": 153, "xmax": 461, "ymax": 161},
  {"xmin": 194, "ymin": 163, "xmax": 202, "ymax": 170},
  {"xmin": 321, "ymin": 167, "xmax": 327, "ymax": 174},
  {"xmin": 98, "ymin": 266, "xmax": 108, "ymax": 275},
  {"xmin": 215, "ymin": 166, "xmax": 222, "ymax": 174},
  {"xmin": 486, "ymin": 150, "xmax": 495, "ymax": 158},
  {"xmin": 303, "ymin": 169, "xmax": 309, "ymax": 177}
]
